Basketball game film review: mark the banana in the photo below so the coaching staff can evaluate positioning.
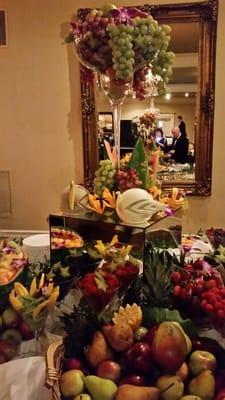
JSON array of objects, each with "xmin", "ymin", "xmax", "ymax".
[
  {"xmin": 68, "ymin": 180, "xmax": 76, "ymax": 211},
  {"xmin": 47, "ymin": 286, "xmax": 59, "ymax": 308},
  {"xmin": 14, "ymin": 282, "xmax": 29, "ymax": 297},
  {"xmin": 47, "ymin": 281, "xmax": 54, "ymax": 295},
  {"xmin": 9, "ymin": 289, "xmax": 23, "ymax": 311},
  {"xmin": 29, "ymin": 277, "xmax": 37, "ymax": 297},
  {"xmin": 38, "ymin": 273, "xmax": 45, "ymax": 290},
  {"xmin": 32, "ymin": 299, "xmax": 49, "ymax": 320}
]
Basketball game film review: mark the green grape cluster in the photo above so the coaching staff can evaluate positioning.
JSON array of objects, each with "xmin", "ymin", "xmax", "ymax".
[
  {"xmin": 93, "ymin": 159, "xmax": 116, "ymax": 196},
  {"xmin": 108, "ymin": 23, "xmax": 135, "ymax": 80},
  {"xmin": 152, "ymin": 49, "xmax": 175, "ymax": 95},
  {"xmin": 133, "ymin": 16, "xmax": 172, "ymax": 65}
]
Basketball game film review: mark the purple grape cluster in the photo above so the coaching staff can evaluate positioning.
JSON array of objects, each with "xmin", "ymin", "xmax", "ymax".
[
  {"xmin": 116, "ymin": 168, "xmax": 142, "ymax": 192},
  {"xmin": 74, "ymin": 9, "xmax": 113, "ymax": 72}
]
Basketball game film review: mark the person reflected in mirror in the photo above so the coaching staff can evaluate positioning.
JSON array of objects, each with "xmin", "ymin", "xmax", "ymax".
[
  {"xmin": 177, "ymin": 115, "xmax": 187, "ymax": 137},
  {"xmin": 154, "ymin": 128, "xmax": 168, "ymax": 153},
  {"xmin": 166, "ymin": 126, "xmax": 189, "ymax": 164}
]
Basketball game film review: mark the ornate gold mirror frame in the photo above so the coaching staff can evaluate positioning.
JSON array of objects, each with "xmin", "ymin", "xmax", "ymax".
[{"xmin": 78, "ymin": 0, "xmax": 218, "ymax": 196}]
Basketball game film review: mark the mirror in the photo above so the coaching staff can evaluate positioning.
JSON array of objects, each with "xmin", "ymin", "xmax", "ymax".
[{"xmin": 78, "ymin": 0, "xmax": 218, "ymax": 195}]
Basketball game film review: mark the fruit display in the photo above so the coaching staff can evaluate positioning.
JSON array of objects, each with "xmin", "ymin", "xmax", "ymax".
[
  {"xmin": 78, "ymin": 236, "xmax": 139, "ymax": 310},
  {"xmin": 68, "ymin": 5, "xmax": 174, "ymax": 93},
  {"xmin": 0, "ymin": 239, "xmax": 28, "ymax": 285},
  {"xmin": 170, "ymin": 259, "xmax": 225, "ymax": 330},
  {"xmin": 51, "ymin": 227, "xmax": 84, "ymax": 250},
  {"xmin": 57, "ymin": 295, "xmax": 225, "ymax": 400},
  {"xmin": 9, "ymin": 275, "xmax": 59, "ymax": 331}
]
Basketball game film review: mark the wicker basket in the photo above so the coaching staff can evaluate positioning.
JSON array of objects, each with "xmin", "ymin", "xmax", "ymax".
[{"xmin": 45, "ymin": 339, "xmax": 64, "ymax": 400}]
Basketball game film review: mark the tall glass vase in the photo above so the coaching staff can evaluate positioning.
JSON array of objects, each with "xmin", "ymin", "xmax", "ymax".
[{"xmin": 100, "ymin": 70, "xmax": 133, "ymax": 169}]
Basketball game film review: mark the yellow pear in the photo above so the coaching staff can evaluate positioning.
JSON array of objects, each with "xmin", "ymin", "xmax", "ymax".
[
  {"xmin": 188, "ymin": 370, "xmax": 215, "ymax": 400},
  {"xmin": 116, "ymin": 384, "xmax": 160, "ymax": 400},
  {"xmin": 180, "ymin": 397, "xmax": 202, "ymax": 400},
  {"xmin": 86, "ymin": 331, "xmax": 114, "ymax": 368},
  {"xmin": 157, "ymin": 375, "xmax": 184, "ymax": 400}
]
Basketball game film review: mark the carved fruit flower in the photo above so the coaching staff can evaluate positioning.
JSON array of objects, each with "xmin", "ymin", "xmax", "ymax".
[{"xmin": 112, "ymin": 303, "xmax": 142, "ymax": 331}]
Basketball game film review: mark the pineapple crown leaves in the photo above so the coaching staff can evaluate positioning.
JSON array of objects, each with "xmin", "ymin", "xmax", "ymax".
[
  {"xmin": 143, "ymin": 245, "xmax": 176, "ymax": 307},
  {"xmin": 60, "ymin": 297, "xmax": 101, "ymax": 358}
]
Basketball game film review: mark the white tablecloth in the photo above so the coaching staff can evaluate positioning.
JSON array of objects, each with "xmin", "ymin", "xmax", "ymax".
[{"xmin": 0, "ymin": 356, "xmax": 50, "ymax": 400}]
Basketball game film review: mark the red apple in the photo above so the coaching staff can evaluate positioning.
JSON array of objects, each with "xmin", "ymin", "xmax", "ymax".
[
  {"xmin": 142, "ymin": 326, "xmax": 158, "ymax": 346},
  {"xmin": 119, "ymin": 374, "xmax": 147, "ymax": 386},
  {"xmin": 215, "ymin": 390, "xmax": 225, "ymax": 400},
  {"xmin": 19, "ymin": 322, "xmax": 34, "ymax": 340},
  {"xmin": 64, "ymin": 357, "xmax": 84, "ymax": 372},
  {"xmin": 124, "ymin": 342, "xmax": 152, "ymax": 374},
  {"xmin": 96, "ymin": 360, "xmax": 121, "ymax": 381}
]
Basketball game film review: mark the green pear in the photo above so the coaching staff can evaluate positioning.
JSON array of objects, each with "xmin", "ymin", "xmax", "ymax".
[
  {"xmin": 84, "ymin": 375, "xmax": 117, "ymax": 400},
  {"xmin": 188, "ymin": 370, "xmax": 215, "ymax": 400},
  {"xmin": 156, "ymin": 375, "xmax": 184, "ymax": 400},
  {"xmin": 180, "ymin": 397, "xmax": 202, "ymax": 400}
]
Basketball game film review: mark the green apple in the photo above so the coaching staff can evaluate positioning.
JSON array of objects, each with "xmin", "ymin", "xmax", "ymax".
[
  {"xmin": 189, "ymin": 351, "xmax": 217, "ymax": 376},
  {"xmin": 60, "ymin": 369, "xmax": 84, "ymax": 397}
]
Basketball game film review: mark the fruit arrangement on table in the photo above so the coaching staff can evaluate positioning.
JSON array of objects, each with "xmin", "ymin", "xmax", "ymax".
[
  {"xmin": 44, "ymin": 242, "xmax": 225, "ymax": 400},
  {"xmin": 57, "ymin": 303, "xmax": 225, "ymax": 400}
]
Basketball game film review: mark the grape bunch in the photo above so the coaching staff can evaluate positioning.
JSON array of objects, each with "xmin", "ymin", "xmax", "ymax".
[
  {"xmin": 74, "ymin": 9, "xmax": 113, "ymax": 72},
  {"xmin": 132, "ymin": 16, "xmax": 171, "ymax": 66},
  {"xmin": 108, "ymin": 23, "xmax": 135, "ymax": 80},
  {"xmin": 152, "ymin": 50, "xmax": 175, "ymax": 95},
  {"xmin": 116, "ymin": 168, "xmax": 142, "ymax": 192},
  {"xmin": 132, "ymin": 17, "xmax": 174, "ymax": 94},
  {"xmin": 93, "ymin": 159, "xmax": 116, "ymax": 196},
  {"xmin": 69, "ymin": 6, "xmax": 174, "ymax": 93}
]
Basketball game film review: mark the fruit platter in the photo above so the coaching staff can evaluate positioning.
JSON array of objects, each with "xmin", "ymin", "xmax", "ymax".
[
  {"xmin": 0, "ymin": 239, "xmax": 28, "ymax": 285},
  {"xmin": 0, "ymin": 239, "xmax": 28, "ymax": 310},
  {"xmin": 45, "ymin": 242, "xmax": 225, "ymax": 400},
  {"xmin": 51, "ymin": 227, "xmax": 84, "ymax": 250}
]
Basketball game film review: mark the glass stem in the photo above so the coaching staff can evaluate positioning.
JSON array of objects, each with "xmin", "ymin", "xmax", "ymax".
[{"xmin": 112, "ymin": 101, "xmax": 122, "ymax": 170}]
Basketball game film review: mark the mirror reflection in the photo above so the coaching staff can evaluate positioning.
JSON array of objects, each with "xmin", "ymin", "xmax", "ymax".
[{"xmin": 96, "ymin": 21, "xmax": 198, "ymax": 183}]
